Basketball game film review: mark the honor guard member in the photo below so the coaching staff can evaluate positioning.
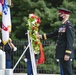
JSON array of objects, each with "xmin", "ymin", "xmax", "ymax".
[
  {"xmin": 0, "ymin": 39, "xmax": 3, "ymax": 50},
  {"xmin": 24, "ymin": 42, "xmax": 38, "ymax": 75},
  {"xmin": 0, "ymin": 28, "xmax": 2, "ymax": 50},
  {"xmin": 24, "ymin": 42, "xmax": 33, "ymax": 75},
  {"xmin": 4, "ymin": 38, "xmax": 17, "ymax": 68},
  {"xmin": 38, "ymin": 8, "xmax": 74, "ymax": 75}
]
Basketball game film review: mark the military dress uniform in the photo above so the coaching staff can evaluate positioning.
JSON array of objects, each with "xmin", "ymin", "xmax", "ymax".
[
  {"xmin": 24, "ymin": 42, "xmax": 33, "ymax": 75},
  {"xmin": 0, "ymin": 41, "xmax": 3, "ymax": 50},
  {"xmin": 0, "ymin": 40, "xmax": 13, "ymax": 68},
  {"xmin": 42, "ymin": 20, "xmax": 74, "ymax": 75},
  {"xmin": 4, "ymin": 42, "xmax": 13, "ymax": 68}
]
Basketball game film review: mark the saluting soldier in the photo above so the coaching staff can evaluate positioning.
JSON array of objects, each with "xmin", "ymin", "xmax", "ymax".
[{"xmin": 38, "ymin": 8, "xmax": 74, "ymax": 75}]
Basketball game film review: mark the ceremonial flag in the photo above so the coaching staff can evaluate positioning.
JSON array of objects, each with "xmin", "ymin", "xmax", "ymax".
[
  {"xmin": 0, "ymin": 0, "xmax": 4, "ymax": 5},
  {"xmin": 1, "ymin": 0, "xmax": 12, "ymax": 32},
  {"xmin": 2, "ymin": 0, "xmax": 9, "ymax": 45},
  {"xmin": 7, "ymin": 0, "xmax": 12, "ymax": 32},
  {"xmin": 0, "ymin": 3, "xmax": 2, "ymax": 15},
  {"xmin": 7, "ymin": 7, "xmax": 12, "ymax": 32}
]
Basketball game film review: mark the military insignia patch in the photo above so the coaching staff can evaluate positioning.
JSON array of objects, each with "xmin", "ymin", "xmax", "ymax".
[
  {"xmin": 69, "ymin": 26, "xmax": 72, "ymax": 28},
  {"xmin": 58, "ymin": 27, "xmax": 66, "ymax": 32}
]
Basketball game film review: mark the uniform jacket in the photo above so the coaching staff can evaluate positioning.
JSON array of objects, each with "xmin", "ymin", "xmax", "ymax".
[
  {"xmin": 24, "ymin": 43, "xmax": 31, "ymax": 60},
  {"xmin": 0, "ymin": 42, "xmax": 3, "ymax": 50},
  {"xmin": 24, "ymin": 43, "xmax": 39, "ymax": 61},
  {"xmin": 4, "ymin": 43, "xmax": 13, "ymax": 60},
  {"xmin": 42, "ymin": 20, "xmax": 74, "ymax": 59}
]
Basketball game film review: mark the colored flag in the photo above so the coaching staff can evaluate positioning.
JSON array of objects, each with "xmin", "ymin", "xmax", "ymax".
[
  {"xmin": 2, "ymin": 0, "xmax": 9, "ymax": 45},
  {"xmin": 7, "ymin": 7, "xmax": 12, "ymax": 32},
  {"xmin": 37, "ymin": 43, "xmax": 45, "ymax": 64},
  {"xmin": 0, "ymin": 0, "xmax": 4, "ymax": 5},
  {"xmin": 0, "ymin": 3, "xmax": 2, "ymax": 15}
]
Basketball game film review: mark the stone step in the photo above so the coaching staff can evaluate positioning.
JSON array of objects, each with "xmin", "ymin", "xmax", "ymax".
[{"xmin": 13, "ymin": 73, "xmax": 60, "ymax": 75}]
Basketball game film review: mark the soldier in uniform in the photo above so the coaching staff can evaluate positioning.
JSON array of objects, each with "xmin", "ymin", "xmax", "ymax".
[
  {"xmin": 4, "ymin": 38, "xmax": 17, "ymax": 68},
  {"xmin": 0, "ymin": 27, "xmax": 17, "ymax": 68},
  {"xmin": 38, "ymin": 8, "xmax": 74, "ymax": 75},
  {"xmin": 24, "ymin": 42, "xmax": 33, "ymax": 75},
  {"xmin": 24, "ymin": 42, "xmax": 38, "ymax": 75}
]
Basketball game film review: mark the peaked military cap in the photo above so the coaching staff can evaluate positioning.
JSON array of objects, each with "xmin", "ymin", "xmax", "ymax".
[{"xmin": 58, "ymin": 8, "xmax": 71, "ymax": 14}]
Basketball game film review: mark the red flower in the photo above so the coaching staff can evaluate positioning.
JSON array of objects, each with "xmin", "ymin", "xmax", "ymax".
[
  {"xmin": 36, "ymin": 18, "xmax": 41, "ymax": 24},
  {"xmin": 32, "ymin": 26, "xmax": 36, "ymax": 30},
  {"xmin": 31, "ymin": 15, "xmax": 35, "ymax": 18},
  {"xmin": 29, "ymin": 14, "xmax": 41, "ymax": 24},
  {"xmin": 30, "ymin": 14, "xmax": 36, "ymax": 18},
  {"xmin": 32, "ymin": 26, "xmax": 38, "ymax": 30},
  {"xmin": 35, "ymin": 41, "xmax": 38, "ymax": 44}
]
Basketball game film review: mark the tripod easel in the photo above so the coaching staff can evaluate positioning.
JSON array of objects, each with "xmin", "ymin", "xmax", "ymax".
[{"xmin": 13, "ymin": 30, "xmax": 37, "ymax": 75}]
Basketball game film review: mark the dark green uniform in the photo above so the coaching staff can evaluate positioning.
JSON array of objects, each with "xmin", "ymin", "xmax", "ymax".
[
  {"xmin": 56, "ymin": 20, "xmax": 74, "ymax": 59},
  {"xmin": 42, "ymin": 20, "xmax": 74, "ymax": 75},
  {"xmin": 42, "ymin": 20, "xmax": 74, "ymax": 59}
]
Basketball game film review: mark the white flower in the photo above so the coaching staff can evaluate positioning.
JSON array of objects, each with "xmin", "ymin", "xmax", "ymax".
[
  {"xmin": 29, "ymin": 13, "xmax": 34, "ymax": 18},
  {"xmin": 31, "ymin": 19, "xmax": 37, "ymax": 25},
  {"xmin": 31, "ymin": 20, "xmax": 35, "ymax": 24}
]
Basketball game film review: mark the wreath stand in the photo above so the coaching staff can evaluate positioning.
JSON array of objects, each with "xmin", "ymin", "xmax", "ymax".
[{"xmin": 13, "ymin": 30, "xmax": 37, "ymax": 75}]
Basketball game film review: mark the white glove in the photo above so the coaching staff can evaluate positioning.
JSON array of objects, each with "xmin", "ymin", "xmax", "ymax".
[
  {"xmin": 56, "ymin": 59, "xmax": 59, "ymax": 62},
  {"xmin": 13, "ymin": 47, "xmax": 17, "ymax": 51},
  {"xmin": 24, "ymin": 58, "xmax": 27, "ymax": 62},
  {"xmin": 0, "ymin": 39, "xmax": 1, "ymax": 43}
]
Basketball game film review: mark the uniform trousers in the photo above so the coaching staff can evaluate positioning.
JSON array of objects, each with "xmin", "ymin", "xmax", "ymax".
[
  {"xmin": 60, "ymin": 64, "xmax": 64, "ymax": 75},
  {"xmin": 6, "ymin": 60, "xmax": 11, "ymax": 68},
  {"xmin": 27, "ymin": 60, "xmax": 33, "ymax": 75},
  {"xmin": 59, "ymin": 58, "xmax": 73, "ymax": 75}
]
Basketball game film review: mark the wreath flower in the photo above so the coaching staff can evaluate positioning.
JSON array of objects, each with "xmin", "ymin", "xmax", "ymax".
[
  {"xmin": 27, "ymin": 13, "xmax": 41, "ymax": 54},
  {"xmin": 27, "ymin": 13, "xmax": 45, "ymax": 64}
]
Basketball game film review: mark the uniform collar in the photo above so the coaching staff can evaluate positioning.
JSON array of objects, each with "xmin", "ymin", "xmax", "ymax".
[{"xmin": 62, "ymin": 20, "xmax": 68, "ymax": 24}]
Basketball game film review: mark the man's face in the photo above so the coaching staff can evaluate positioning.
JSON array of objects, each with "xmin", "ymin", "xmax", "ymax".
[{"xmin": 58, "ymin": 13, "xmax": 64, "ymax": 21}]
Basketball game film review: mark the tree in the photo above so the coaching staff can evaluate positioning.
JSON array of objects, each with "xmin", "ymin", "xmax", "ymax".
[
  {"xmin": 11, "ymin": 0, "xmax": 63, "ymax": 39},
  {"xmin": 9, "ymin": 0, "xmax": 76, "ymax": 74}
]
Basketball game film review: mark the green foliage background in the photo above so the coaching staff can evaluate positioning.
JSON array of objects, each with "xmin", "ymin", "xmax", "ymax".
[
  {"xmin": 0, "ymin": 0, "xmax": 76, "ymax": 74},
  {"xmin": 10, "ymin": 0, "xmax": 76, "ymax": 40}
]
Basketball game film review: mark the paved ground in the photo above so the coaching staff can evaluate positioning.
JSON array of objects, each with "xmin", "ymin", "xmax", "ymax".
[
  {"xmin": 0, "ymin": 69, "xmax": 60, "ymax": 75},
  {"xmin": 13, "ymin": 73, "xmax": 60, "ymax": 75}
]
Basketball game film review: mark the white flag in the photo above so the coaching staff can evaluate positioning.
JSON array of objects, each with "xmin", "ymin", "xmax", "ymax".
[
  {"xmin": 7, "ymin": 7, "xmax": 12, "ymax": 32},
  {"xmin": 0, "ymin": 3, "xmax": 2, "ymax": 15},
  {"xmin": 2, "ymin": 0, "xmax": 9, "ymax": 45}
]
